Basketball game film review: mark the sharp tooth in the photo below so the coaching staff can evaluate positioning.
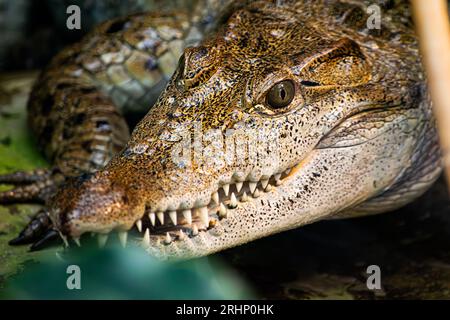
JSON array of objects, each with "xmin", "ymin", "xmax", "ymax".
[
  {"xmin": 275, "ymin": 179, "xmax": 282, "ymax": 186},
  {"xmin": 249, "ymin": 182, "xmax": 257, "ymax": 193},
  {"xmin": 229, "ymin": 192, "xmax": 238, "ymax": 208},
  {"xmin": 261, "ymin": 178, "xmax": 269, "ymax": 189},
  {"xmin": 212, "ymin": 192, "xmax": 219, "ymax": 204},
  {"xmin": 223, "ymin": 184, "xmax": 230, "ymax": 196},
  {"xmin": 236, "ymin": 181, "xmax": 243, "ymax": 192},
  {"xmin": 73, "ymin": 238, "xmax": 81, "ymax": 247},
  {"xmin": 165, "ymin": 232, "xmax": 172, "ymax": 244},
  {"xmin": 219, "ymin": 203, "xmax": 227, "ymax": 218},
  {"xmin": 191, "ymin": 224, "xmax": 199, "ymax": 236},
  {"xmin": 253, "ymin": 189, "xmax": 260, "ymax": 198},
  {"xmin": 275, "ymin": 173, "xmax": 282, "ymax": 181},
  {"xmin": 241, "ymin": 191, "xmax": 249, "ymax": 202},
  {"xmin": 178, "ymin": 230, "xmax": 186, "ymax": 240},
  {"xmin": 265, "ymin": 184, "xmax": 273, "ymax": 192},
  {"xmin": 182, "ymin": 209, "xmax": 192, "ymax": 224},
  {"xmin": 169, "ymin": 211, "xmax": 177, "ymax": 225},
  {"xmin": 142, "ymin": 229, "xmax": 150, "ymax": 248},
  {"xmin": 199, "ymin": 206, "xmax": 209, "ymax": 226},
  {"xmin": 118, "ymin": 231, "xmax": 127, "ymax": 248},
  {"xmin": 98, "ymin": 234, "xmax": 108, "ymax": 248},
  {"xmin": 136, "ymin": 219, "xmax": 142, "ymax": 232},
  {"xmin": 157, "ymin": 212, "xmax": 164, "ymax": 225},
  {"xmin": 285, "ymin": 168, "xmax": 291, "ymax": 175},
  {"xmin": 148, "ymin": 212, "xmax": 156, "ymax": 226}
]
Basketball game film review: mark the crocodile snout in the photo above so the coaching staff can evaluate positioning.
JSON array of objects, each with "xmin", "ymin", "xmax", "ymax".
[{"xmin": 48, "ymin": 171, "xmax": 144, "ymax": 242}]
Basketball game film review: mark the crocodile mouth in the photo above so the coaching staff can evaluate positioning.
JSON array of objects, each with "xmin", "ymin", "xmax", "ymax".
[
  {"xmin": 132, "ymin": 166, "xmax": 295, "ymax": 248},
  {"xmin": 68, "ymin": 164, "xmax": 298, "ymax": 249}
]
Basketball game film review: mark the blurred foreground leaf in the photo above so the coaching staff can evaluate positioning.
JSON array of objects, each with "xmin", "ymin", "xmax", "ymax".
[{"xmin": 1, "ymin": 245, "xmax": 252, "ymax": 299}]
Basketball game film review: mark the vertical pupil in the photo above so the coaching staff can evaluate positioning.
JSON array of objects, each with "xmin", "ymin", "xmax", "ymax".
[
  {"xmin": 280, "ymin": 88, "xmax": 286, "ymax": 100},
  {"xmin": 266, "ymin": 80, "xmax": 295, "ymax": 109}
]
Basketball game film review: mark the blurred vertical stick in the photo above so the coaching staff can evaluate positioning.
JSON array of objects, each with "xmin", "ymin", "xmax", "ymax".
[{"xmin": 411, "ymin": 0, "xmax": 450, "ymax": 193}]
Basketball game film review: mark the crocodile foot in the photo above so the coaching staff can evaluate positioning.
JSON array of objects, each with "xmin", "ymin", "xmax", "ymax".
[
  {"xmin": 0, "ymin": 168, "xmax": 65, "ymax": 250},
  {"xmin": 0, "ymin": 168, "xmax": 62, "ymax": 203}
]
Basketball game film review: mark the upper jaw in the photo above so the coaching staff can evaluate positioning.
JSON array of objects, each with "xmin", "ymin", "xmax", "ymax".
[{"xmin": 141, "ymin": 164, "xmax": 296, "ymax": 232}]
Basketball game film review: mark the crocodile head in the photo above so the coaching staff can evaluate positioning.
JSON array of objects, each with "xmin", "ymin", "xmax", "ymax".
[{"xmin": 49, "ymin": 1, "xmax": 436, "ymax": 259}]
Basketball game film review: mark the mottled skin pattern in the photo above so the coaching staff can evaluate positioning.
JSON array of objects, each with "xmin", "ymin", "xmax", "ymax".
[{"xmin": 0, "ymin": 0, "xmax": 442, "ymax": 259}]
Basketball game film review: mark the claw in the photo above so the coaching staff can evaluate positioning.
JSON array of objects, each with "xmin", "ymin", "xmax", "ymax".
[
  {"xmin": 9, "ymin": 210, "xmax": 52, "ymax": 245},
  {"xmin": 29, "ymin": 229, "xmax": 60, "ymax": 251}
]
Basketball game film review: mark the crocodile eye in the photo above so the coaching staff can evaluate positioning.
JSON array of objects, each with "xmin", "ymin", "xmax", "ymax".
[{"xmin": 266, "ymin": 80, "xmax": 295, "ymax": 109}]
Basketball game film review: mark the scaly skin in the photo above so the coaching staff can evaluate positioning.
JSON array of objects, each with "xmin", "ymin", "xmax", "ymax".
[{"xmin": 0, "ymin": 0, "xmax": 442, "ymax": 258}]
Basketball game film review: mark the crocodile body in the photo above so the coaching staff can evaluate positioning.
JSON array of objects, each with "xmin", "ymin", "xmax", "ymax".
[{"xmin": 0, "ymin": 0, "xmax": 442, "ymax": 259}]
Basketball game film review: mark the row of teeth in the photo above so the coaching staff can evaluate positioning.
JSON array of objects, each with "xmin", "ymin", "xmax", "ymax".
[{"xmin": 70, "ymin": 167, "xmax": 292, "ymax": 249}]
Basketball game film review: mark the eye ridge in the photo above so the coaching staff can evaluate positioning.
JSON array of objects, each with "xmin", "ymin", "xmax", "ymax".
[{"xmin": 266, "ymin": 79, "xmax": 295, "ymax": 109}]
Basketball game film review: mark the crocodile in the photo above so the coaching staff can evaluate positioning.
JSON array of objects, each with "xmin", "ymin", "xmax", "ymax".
[{"xmin": 0, "ymin": 0, "xmax": 442, "ymax": 259}]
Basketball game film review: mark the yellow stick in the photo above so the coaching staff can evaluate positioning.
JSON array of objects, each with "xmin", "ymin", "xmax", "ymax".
[{"xmin": 411, "ymin": 0, "xmax": 450, "ymax": 193}]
